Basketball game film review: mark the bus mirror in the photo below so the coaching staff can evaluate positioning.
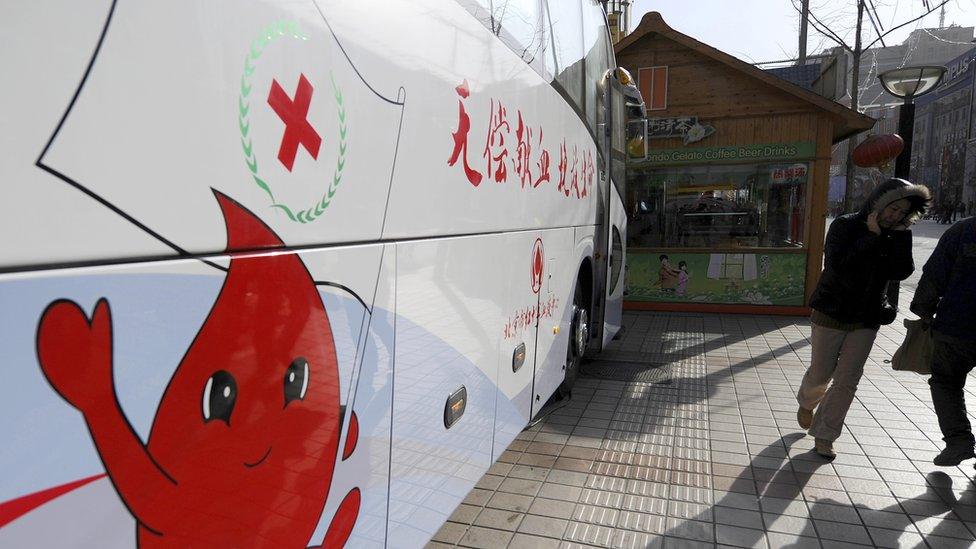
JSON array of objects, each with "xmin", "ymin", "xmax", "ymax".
[
  {"xmin": 614, "ymin": 67, "xmax": 634, "ymax": 86},
  {"xmin": 627, "ymin": 118, "xmax": 648, "ymax": 161}
]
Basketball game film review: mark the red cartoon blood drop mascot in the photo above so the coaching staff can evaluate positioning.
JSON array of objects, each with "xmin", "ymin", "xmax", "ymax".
[{"xmin": 36, "ymin": 191, "xmax": 360, "ymax": 547}]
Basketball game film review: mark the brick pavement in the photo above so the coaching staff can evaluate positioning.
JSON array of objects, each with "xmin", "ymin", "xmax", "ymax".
[{"xmin": 428, "ymin": 310, "xmax": 976, "ymax": 549}]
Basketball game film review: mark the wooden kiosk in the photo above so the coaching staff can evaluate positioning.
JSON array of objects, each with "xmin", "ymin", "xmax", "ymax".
[{"xmin": 615, "ymin": 13, "xmax": 875, "ymax": 315}]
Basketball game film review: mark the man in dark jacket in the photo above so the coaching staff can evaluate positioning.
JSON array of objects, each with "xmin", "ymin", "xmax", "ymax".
[{"xmin": 910, "ymin": 217, "xmax": 976, "ymax": 465}]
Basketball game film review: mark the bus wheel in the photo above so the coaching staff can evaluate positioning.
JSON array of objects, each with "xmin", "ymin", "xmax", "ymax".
[{"xmin": 560, "ymin": 282, "xmax": 588, "ymax": 397}]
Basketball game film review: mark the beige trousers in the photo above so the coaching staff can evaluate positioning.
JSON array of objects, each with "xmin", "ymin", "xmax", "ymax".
[{"xmin": 797, "ymin": 324, "xmax": 878, "ymax": 441}]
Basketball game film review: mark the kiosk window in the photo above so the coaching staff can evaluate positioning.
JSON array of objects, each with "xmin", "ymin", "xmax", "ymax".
[{"xmin": 627, "ymin": 162, "xmax": 809, "ymax": 249}]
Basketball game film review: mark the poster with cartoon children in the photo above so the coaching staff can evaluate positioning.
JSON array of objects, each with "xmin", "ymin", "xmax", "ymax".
[
  {"xmin": 654, "ymin": 254, "xmax": 681, "ymax": 293},
  {"xmin": 629, "ymin": 252, "xmax": 806, "ymax": 306}
]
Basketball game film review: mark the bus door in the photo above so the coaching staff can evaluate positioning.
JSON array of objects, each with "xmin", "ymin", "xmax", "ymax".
[
  {"xmin": 593, "ymin": 70, "xmax": 644, "ymax": 349},
  {"xmin": 492, "ymin": 230, "xmax": 572, "ymax": 447},
  {"xmin": 492, "ymin": 233, "xmax": 542, "ymax": 459},
  {"xmin": 529, "ymin": 230, "xmax": 574, "ymax": 418}
]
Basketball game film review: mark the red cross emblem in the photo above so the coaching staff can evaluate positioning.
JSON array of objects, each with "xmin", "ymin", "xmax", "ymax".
[{"xmin": 267, "ymin": 73, "xmax": 322, "ymax": 172}]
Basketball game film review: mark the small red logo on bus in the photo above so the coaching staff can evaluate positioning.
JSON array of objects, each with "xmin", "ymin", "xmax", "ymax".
[{"xmin": 531, "ymin": 238, "xmax": 544, "ymax": 294}]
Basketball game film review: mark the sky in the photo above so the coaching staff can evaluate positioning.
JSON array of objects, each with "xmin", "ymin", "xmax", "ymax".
[{"xmin": 630, "ymin": 0, "xmax": 976, "ymax": 65}]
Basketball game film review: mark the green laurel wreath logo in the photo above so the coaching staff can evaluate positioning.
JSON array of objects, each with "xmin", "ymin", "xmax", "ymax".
[{"xmin": 238, "ymin": 21, "xmax": 347, "ymax": 224}]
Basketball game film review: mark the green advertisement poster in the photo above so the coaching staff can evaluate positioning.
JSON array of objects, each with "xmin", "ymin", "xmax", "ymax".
[{"xmin": 627, "ymin": 251, "xmax": 806, "ymax": 306}]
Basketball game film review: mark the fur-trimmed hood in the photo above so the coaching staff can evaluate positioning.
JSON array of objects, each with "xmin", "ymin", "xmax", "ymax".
[{"xmin": 856, "ymin": 178, "xmax": 931, "ymax": 224}]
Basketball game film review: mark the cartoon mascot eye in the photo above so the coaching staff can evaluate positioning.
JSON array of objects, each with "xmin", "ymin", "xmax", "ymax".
[
  {"xmin": 284, "ymin": 357, "xmax": 310, "ymax": 406},
  {"xmin": 202, "ymin": 370, "xmax": 237, "ymax": 424}
]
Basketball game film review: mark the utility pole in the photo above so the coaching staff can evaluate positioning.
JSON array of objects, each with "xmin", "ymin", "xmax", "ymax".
[
  {"xmin": 843, "ymin": 0, "xmax": 865, "ymax": 213},
  {"xmin": 798, "ymin": 0, "xmax": 809, "ymax": 65},
  {"xmin": 939, "ymin": 3, "xmax": 946, "ymax": 27}
]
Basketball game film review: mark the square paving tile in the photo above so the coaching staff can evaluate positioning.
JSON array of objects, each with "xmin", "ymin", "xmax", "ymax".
[
  {"xmin": 473, "ymin": 508, "xmax": 523, "ymax": 532},
  {"xmin": 517, "ymin": 515, "xmax": 568, "ymax": 539},
  {"xmin": 456, "ymin": 525, "xmax": 514, "ymax": 548}
]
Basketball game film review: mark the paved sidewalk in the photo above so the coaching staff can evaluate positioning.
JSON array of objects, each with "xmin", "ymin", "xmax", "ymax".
[{"xmin": 428, "ymin": 310, "xmax": 976, "ymax": 549}]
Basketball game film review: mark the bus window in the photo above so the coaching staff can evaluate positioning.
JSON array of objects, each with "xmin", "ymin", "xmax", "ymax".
[
  {"xmin": 582, "ymin": 0, "xmax": 612, "ymax": 133},
  {"xmin": 610, "ymin": 76, "xmax": 628, "ymax": 197},
  {"xmin": 494, "ymin": 0, "xmax": 547, "ymax": 70},
  {"xmin": 456, "ymin": 0, "xmax": 496, "ymax": 33},
  {"xmin": 546, "ymin": 0, "xmax": 584, "ymax": 114},
  {"xmin": 541, "ymin": 2, "xmax": 557, "ymax": 79},
  {"xmin": 610, "ymin": 225, "xmax": 623, "ymax": 294}
]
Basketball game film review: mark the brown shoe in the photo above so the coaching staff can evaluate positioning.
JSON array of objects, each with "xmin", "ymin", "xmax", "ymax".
[
  {"xmin": 815, "ymin": 438, "xmax": 836, "ymax": 460},
  {"xmin": 797, "ymin": 407, "xmax": 812, "ymax": 430}
]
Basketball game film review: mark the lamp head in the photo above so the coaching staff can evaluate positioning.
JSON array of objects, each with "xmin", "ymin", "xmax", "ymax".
[{"xmin": 878, "ymin": 65, "xmax": 947, "ymax": 101}]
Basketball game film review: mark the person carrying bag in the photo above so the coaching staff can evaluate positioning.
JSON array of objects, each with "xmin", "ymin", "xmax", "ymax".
[
  {"xmin": 796, "ymin": 178, "xmax": 930, "ymax": 459},
  {"xmin": 890, "ymin": 318, "xmax": 933, "ymax": 375},
  {"xmin": 910, "ymin": 216, "xmax": 976, "ymax": 466}
]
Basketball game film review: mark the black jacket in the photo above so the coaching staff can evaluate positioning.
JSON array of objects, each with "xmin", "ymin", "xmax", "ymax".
[
  {"xmin": 810, "ymin": 178, "xmax": 929, "ymax": 328},
  {"xmin": 910, "ymin": 218, "xmax": 976, "ymax": 341},
  {"xmin": 810, "ymin": 215, "xmax": 914, "ymax": 327}
]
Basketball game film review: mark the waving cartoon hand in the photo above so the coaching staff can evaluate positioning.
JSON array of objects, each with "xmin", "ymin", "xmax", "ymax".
[
  {"xmin": 37, "ymin": 298, "xmax": 116, "ymax": 411},
  {"xmin": 28, "ymin": 193, "xmax": 360, "ymax": 545}
]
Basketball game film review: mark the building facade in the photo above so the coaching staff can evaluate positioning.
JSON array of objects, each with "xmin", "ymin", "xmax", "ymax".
[{"xmin": 913, "ymin": 47, "xmax": 976, "ymax": 211}]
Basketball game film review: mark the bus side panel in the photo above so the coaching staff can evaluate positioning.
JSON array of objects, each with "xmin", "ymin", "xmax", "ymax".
[
  {"xmin": 388, "ymin": 235, "xmax": 510, "ymax": 547},
  {"xmin": 529, "ymin": 228, "xmax": 577, "ymax": 415},
  {"xmin": 0, "ymin": 244, "xmax": 388, "ymax": 547}
]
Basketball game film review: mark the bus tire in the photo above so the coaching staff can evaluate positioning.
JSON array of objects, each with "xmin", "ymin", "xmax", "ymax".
[{"xmin": 560, "ymin": 281, "xmax": 588, "ymax": 397}]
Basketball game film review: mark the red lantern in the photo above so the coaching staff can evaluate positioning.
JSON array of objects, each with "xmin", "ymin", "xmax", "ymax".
[{"xmin": 852, "ymin": 134, "xmax": 904, "ymax": 168}]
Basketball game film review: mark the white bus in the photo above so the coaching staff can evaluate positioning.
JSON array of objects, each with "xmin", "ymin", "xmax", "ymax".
[{"xmin": 0, "ymin": 0, "xmax": 644, "ymax": 546}]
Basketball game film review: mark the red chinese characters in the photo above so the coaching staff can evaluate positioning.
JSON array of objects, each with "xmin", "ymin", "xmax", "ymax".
[
  {"xmin": 534, "ymin": 128, "xmax": 550, "ymax": 188},
  {"xmin": 483, "ymin": 99, "xmax": 512, "ymax": 183},
  {"xmin": 581, "ymin": 150, "xmax": 594, "ymax": 198},
  {"xmin": 503, "ymin": 305, "xmax": 537, "ymax": 340},
  {"xmin": 446, "ymin": 81, "xmax": 592, "ymax": 201},
  {"xmin": 447, "ymin": 80, "xmax": 483, "ymax": 187},
  {"xmin": 514, "ymin": 112, "xmax": 533, "ymax": 188},
  {"xmin": 503, "ymin": 295, "xmax": 561, "ymax": 340},
  {"xmin": 539, "ymin": 294, "xmax": 559, "ymax": 320},
  {"xmin": 568, "ymin": 145, "xmax": 580, "ymax": 198},
  {"xmin": 556, "ymin": 141, "xmax": 569, "ymax": 196}
]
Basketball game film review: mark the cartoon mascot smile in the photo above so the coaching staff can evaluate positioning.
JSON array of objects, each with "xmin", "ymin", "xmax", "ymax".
[{"xmin": 36, "ymin": 191, "xmax": 360, "ymax": 547}]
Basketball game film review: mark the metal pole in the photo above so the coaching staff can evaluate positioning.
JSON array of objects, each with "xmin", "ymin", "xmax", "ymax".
[
  {"xmin": 895, "ymin": 100, "xmax": 915, "ymax": 180},
  {"xmin": 842, "ymin": 0, "xmax": 865, "ymax": 213},
  {"xmin": 798, "ymin": 0, "xmax": 809, "ymax": 65}
]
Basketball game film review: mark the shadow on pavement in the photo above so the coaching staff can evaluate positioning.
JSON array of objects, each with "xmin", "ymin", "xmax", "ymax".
[{"xmin": 660, "ymin": 435, "xmax": 976, "ymax": 548}]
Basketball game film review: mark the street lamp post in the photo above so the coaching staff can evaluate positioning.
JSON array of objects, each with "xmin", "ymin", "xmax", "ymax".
[{"xmin": 877, "ymin": 65, "xmax": 946, "ymax": 179}]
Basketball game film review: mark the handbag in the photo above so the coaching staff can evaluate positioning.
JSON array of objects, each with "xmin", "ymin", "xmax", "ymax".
[
  {"xmin": 878, "ymin": 280, "xmax": 899, "ymax": 326},
  {"xmin": 890, "ymin": 318, "xmax": 934, "ymax": 374}
]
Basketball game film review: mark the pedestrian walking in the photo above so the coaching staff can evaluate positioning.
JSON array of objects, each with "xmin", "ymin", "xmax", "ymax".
[
  {"xmin": 910, "ymin": 216, "xmax": 976, "ymax": 466},
  {"xmin": 797, "ymin": 178, "xmax": 930, "ymax": 458}
]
